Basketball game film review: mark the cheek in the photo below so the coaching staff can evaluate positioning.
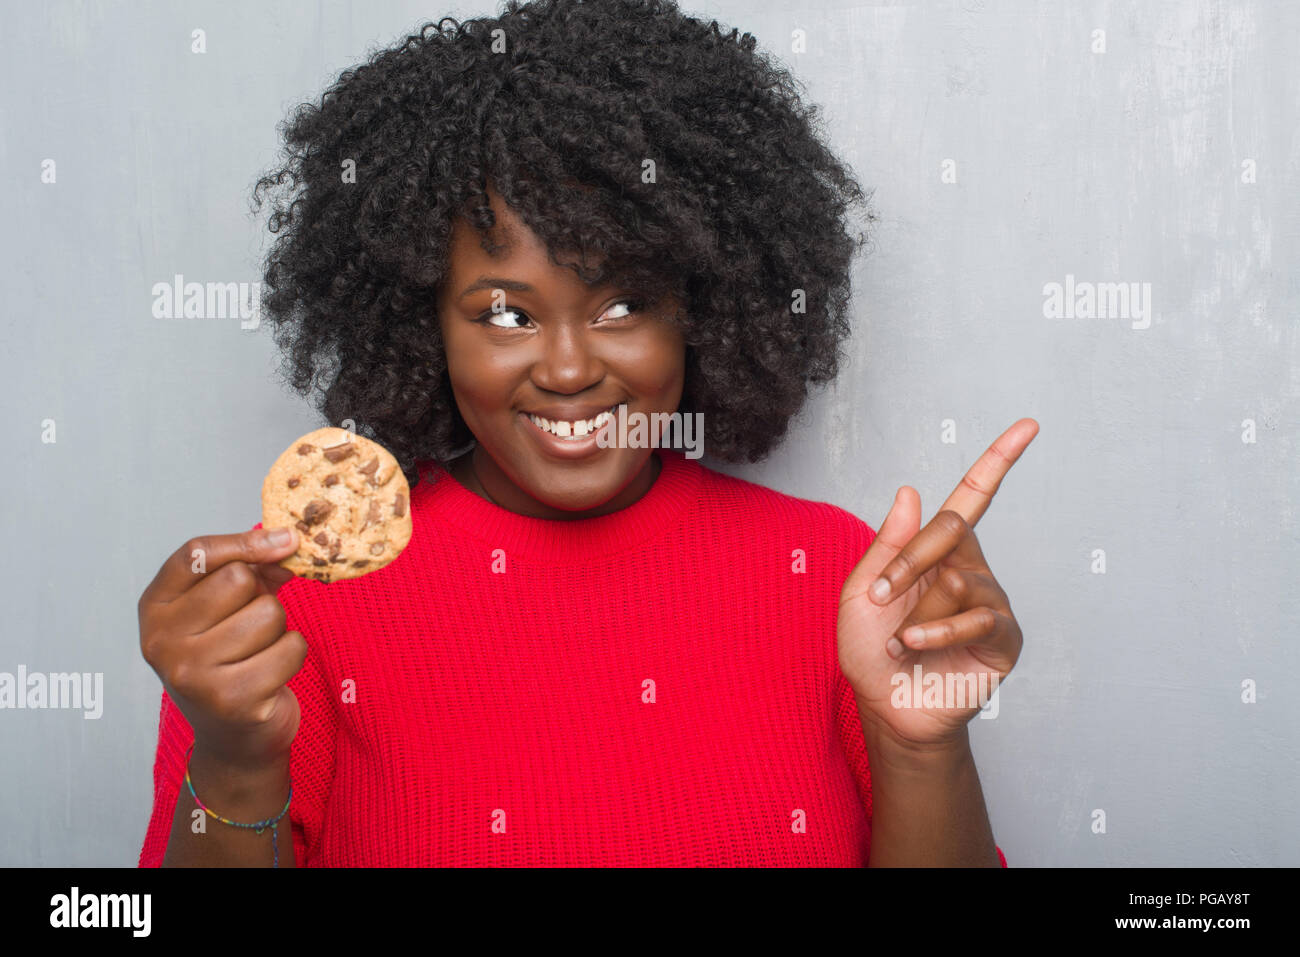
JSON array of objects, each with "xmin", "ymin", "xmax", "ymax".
[
  {"xmin": 627, "ymin": 327, "xmax": 686, "ymax": 395},
  {"xmin": 437, "ymin": 318, "xmax": 488, "ymax": 420},
  {"xmin": 439, "ymin": 320, "xmax": 496, "ymax": 397}
]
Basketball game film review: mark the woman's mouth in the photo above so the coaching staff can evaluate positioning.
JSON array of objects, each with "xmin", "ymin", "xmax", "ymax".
[
  {"xmin": 523, "ymin": 404, "xmax": 618, "ymax": 439},
  {"xmin": 517, "ymin": 404, "xmax": 620, "ymax": 458}
]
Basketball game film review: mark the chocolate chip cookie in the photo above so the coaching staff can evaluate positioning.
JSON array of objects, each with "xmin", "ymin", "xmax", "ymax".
[{"xmin": 261, "ymin": 427, "xmax": 412, "ymax": 582}]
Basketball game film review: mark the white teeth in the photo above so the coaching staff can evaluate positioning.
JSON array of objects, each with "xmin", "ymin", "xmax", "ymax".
[{"xmin": 527, "ymin": 406, "xmax": 617, "ymax": 439}]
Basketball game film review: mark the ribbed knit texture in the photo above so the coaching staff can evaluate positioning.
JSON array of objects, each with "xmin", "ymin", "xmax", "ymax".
[{"xmin": 139, "ymin": 448, "xmax": 1006, "ymax": 867}]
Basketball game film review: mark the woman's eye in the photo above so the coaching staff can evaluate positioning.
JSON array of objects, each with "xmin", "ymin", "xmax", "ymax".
[
  {"xmin": 602, "ymin": 299, "xmax": 644, "ymax": 321},
  {"xmin": 475, "ymin": 298, "xmax": 643, "ymax": 329},
  {"xmin": 479, "ymin": 308, "xmax": 531, "ymax": 329}
]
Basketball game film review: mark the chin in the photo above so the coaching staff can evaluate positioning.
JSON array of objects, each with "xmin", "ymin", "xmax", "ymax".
[{"xmin": 516, "ymin": 457, "xmax": 631, "ymax": 511}]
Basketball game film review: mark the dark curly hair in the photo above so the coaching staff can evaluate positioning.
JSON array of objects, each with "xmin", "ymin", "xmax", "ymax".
[{"xmin": 250, "ymin": 0, "xmax": 875, "ymax": 487}]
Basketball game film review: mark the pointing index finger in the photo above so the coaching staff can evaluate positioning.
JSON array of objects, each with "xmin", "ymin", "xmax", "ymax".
[{"xmin": 938, "ymin": 418, "xmax": 1039, "ymax": 528}]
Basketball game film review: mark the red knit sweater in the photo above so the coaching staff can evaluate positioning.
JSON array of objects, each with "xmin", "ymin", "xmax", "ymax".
[{"xmin": 139, "ymin": 448, "xmax": 1006, "ymax": 867}]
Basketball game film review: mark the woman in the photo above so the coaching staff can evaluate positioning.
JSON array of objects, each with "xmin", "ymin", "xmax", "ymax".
[{"xmin": 138, "ymin": 0, "xmax": 1032, "ymax": 866}]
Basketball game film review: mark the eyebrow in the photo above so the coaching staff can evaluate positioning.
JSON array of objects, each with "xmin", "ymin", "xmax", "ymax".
[{"xmin": 457, "ymin": 277, "xmax": 535, "ymax": 301}]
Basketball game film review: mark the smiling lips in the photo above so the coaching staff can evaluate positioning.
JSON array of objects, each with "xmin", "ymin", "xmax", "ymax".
[{"xmin": 522, "ymin": 404, "xmax": 620, "ymax": 440}]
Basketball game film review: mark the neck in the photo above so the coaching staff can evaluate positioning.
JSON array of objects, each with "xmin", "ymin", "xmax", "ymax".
[{"xmin": 450, "ymin": 446, "xmax": 662, "ymax": 520}]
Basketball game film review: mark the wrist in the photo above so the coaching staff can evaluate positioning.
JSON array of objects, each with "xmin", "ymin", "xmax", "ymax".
[
  {"xmin": 856, "ymin": 707, "xmax": 973, "ymax": 772},
  {"xmin": 186, "ymin": 743, "xmax": 291, "ymax": 816},
  {"xmin": 190, "ymin": 734, "xmax": 292, "ymax": 776}
]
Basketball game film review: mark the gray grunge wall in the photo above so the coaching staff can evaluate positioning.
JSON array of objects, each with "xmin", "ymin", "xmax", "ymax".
[{"xmin": 1, "ymin": 0, "xmax": 1296, "ymax": 866}]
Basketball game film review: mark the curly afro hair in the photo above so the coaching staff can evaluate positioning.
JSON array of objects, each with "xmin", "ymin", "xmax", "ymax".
[{"xmin": 250, "ymin": 0, "xmax": 875, "ymax": 487}]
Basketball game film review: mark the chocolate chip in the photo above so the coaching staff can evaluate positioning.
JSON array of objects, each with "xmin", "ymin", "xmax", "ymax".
[
  {"xmin": 313, "ymin": 532, "xmax": 329, "ymax": 546},
  {"xmin": 361, "ymin": 500, "xmax": 380, "ymax": 531},
  {"xmin": 295, "ymin": 520, "xmax": 310, "ymax": 534},
  {"xmin": 358, "ymin": 457, "xmax": 379, "ymax": 475},
  {"xmin": 312, "ymin": 557, "xmax": 327, "ymax": 567},
  {"xmin": 393, "ymin": 493, "xmax": 406, "ymax": 518},
  {"xmin": 287, "ymin": 477, "xmax": 300, "ymax": 488},
  {"xmin": 369, "ymin": 543, "xmax": 385, "ymax": 555},
  {"xmin": 323, "ymin": 444, "xmax": 355, "ymax": 464},
  {"xmin": 324, "ymin": 473, "xmax": 340, "ymax": 487},
  {"xmin": 297, "ymin": 444, "xmax": 314, "ymax": 456},
  {"xmin": 303, "ymin": 499, "xmax": 334, "ymax": 525},
  {"xmin": 351, "ymin": 560, "xmax": 369, "ymax": 568},
  {"xmin": 332, "ymin": 555, "xmax": 346, "ymax": 563}
]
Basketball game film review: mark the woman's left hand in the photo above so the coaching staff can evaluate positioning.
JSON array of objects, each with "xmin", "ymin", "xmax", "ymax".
[{"xmin": 838, "ymin": 418, "xmax": 1038, "ymax": 751}]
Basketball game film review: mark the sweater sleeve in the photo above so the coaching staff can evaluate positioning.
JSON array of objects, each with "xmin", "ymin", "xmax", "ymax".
[
  {"xmin": 831, "ymin": 509, "xmax": 1008, "ymax": 868},
  {"xmin": 137, "ymin": 526, "xmax": 339, "ymax": 867}
]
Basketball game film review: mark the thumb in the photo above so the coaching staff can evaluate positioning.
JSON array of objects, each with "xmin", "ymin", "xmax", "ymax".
[
  {"xmin": 251, "ymin": 526, "xmax": 299, "ymax": 594},
  {"xmin": 842, "ymin": 486, "xmax": 922, "ymax": 606}
]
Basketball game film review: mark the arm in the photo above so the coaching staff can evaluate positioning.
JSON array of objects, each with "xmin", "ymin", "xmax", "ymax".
[
  {"xmin": 140, "ymin": 523, "xmax": 338, "ymax": 868},
  {"xmin": 162, "ymin": 747, "xmax": 296, "ymax": 867},
  {"xmin": 859, "ymin": 714, "xmax": 1000, "ymax": 867},
  {"xmin": 836, "ymin": 420, "xmax": 1037, "ymax": 867}
]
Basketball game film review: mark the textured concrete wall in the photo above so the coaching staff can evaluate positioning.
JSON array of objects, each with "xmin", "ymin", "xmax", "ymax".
[{"xmin": 1, "ymin": 0, "xmax": 1294, "ymax": 865}]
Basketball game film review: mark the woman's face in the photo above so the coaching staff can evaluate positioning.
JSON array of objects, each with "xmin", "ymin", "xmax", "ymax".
[{"xmin": 435, "ymin": 185, "xmax": 686, "ymax": 519}]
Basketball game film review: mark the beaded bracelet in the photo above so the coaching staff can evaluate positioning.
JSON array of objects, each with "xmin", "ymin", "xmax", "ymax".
[{"xmin": 183, "ymin": 743, "xmax": 293, "ymax": 868}]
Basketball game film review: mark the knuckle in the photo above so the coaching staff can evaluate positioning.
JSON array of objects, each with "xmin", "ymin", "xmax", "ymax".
[
  {"xmin": 250, "ymin": 699, "xmax": 277, "ymax": 725},
  {"xmin": 168, "ymin": 659, "xmax": 194, "ymax": 696},
  {"xmin": 892, "ymin": 549, "xmax": 919, "ymax": 578},
  {"xmin": 183, "ymin": 537, "xmax": 212, "ymax": 568},
  {"xmin": 974, "ymin": 606, "xmax": 998, "ymax": 633},
  {"xmin": 940, "ymin": 567, "xmax": 967, "ymax": 600},
  {"xmin": 137, "ymin": 599, "xmax": 160, "ymax": 639},
  {"xmin": 250, "ymin": 594, "xmax": 287, "ymax": 631},
  {"xmin": 961, "ymin": 471, "xmax": 996, "ymax": 497},
  {"xmin": 139, "ymin": 630, "xmax": 162, "ymax": 664},
  {"xmin": 221, "ymin": 560, "xmax": 258, "ymax": 593},
  {"xmin": 935, "ymin": 509, "xmax": 969, "ymax": 536}
]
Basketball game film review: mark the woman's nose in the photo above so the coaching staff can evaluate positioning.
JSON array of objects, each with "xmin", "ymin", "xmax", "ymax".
[{"xmin": 531, "ymin": 322, "xmax": 604, "ymax": 392}]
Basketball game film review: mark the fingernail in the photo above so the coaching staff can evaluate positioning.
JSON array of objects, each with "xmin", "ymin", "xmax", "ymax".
[
  {"xmin": 265, "ymin": 528, "xmax": 292, "ymax": 547},
  {"xmin": 870, "ymin": 578, "xmax": 891, "ymax": 602},
  {"xmin": 903, "ymin": 627, "xmax": 927, "ymax": 647},
  {"xmin": 886, "ymin": 637, "xmax": 904, "ymax": 659}
]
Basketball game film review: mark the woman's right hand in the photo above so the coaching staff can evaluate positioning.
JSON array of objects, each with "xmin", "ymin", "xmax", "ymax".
[{"xmin": 138, "ymin": 528, "xmax": 308, "ymax": 771}]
